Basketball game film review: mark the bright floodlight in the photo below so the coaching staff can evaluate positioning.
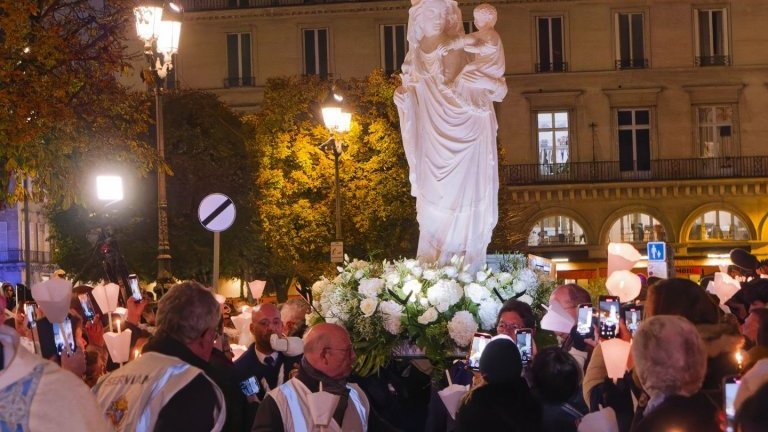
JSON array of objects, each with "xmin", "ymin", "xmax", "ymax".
[{"xmin": 97, "ymin": 176, "xmax": 124, "ymax": 202}]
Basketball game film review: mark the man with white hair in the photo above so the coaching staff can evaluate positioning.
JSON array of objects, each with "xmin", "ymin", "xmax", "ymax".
[
  {"xmin": 93, "ymin": 281, "xmax": 226, "ymax": 431},
  {"xmin": 281, "ymin": 298, "xmax": 310, "ymax": 337}
]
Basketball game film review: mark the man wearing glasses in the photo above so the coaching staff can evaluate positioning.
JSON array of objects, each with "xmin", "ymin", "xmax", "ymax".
[{"xmin": 252, "ymin": 323, "xmax": 369, "ymax": 431}]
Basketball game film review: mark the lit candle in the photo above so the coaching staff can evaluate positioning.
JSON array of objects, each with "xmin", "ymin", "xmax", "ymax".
[
  {"xmin": 116, "ymin": 319, "xmax": 121, "ymax": 334},
  {"xmin": 736, "ymin": 351, "xmax": 743, "ymax": 371},
  {"xmin": 134, "ymin": 349, "xmax": 140, "ymax": 360}
]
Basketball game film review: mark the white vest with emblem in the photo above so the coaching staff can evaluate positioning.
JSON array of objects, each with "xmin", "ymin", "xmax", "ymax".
[
  {"xmin": 270, "ymin": 378, "xmax": 369, "ymax": 432},
  {"xmin": 92, "ymin": 351, "xmax": 226, "ymax": 432}
]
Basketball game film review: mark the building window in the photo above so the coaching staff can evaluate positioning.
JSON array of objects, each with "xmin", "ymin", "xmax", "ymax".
[
  {"xmin": 529, "ymin": 216, "xmax": 586, "ymax": 246},
  {"xmin": 537, "ymin": 111, "xmax": 569, "ymax": 175},
  {"xmin": 226, "ymin": 33, "xmax": 252, "ymax": 87},
  {"xmin": 688, "ymin": 210, "xmax": 748, "ymax": 241},
  {"xmin": 695, "ymin": 8, "xmax": 729, "ymax": 66},
  {"xmin": 303, "ymin": 28, "xmax": 329, "ymax": 79},
  {"xmin": 381, "ymin": 24, "xmax": 407, "ymax": 76},
  {"xmin": 617, "ymin": 109, "xmax": 651, "ymax": 171},
  {"xmin": 696, "ymin": 106, "xmax": 733, "ymax": 157},
  {"xmin": 536, "ymin": 16, "xmax": 566, "ymax": 72},
  {"xmin": 607, "ymin": 213, "xmax": 666, "ymax": 244},
  {"xmin": 615, "ymin": 12, "xmax": 646, "ymax": 69}
]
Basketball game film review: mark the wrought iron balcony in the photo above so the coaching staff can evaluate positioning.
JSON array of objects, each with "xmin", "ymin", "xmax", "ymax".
[
  {"xmin": 535, "ymin": 62, "xmax": 568, "ymax": 73},
  {"xmin": 500, "ymin": 156, "xmax": 768, "ymax": 186},
  {"xmin": 223, "ymin": 76, "xmax": 256, "ymax": 88},
  {"xmin": 616, "ymin": 58, "xmax": 648, "ymax": 70},
  {"xmin": 0, "ymin": 250, "xmax": 52, "ymax": 264},
  {"xmin": 181, "ymin": 0, "xmax": 376, "ymax": 10},
  {"xmin": 695, "ymin": 55, "xmax": 730, "ymax": 66}
]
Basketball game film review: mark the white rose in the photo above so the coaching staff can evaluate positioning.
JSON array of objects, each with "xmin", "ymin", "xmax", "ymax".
[
  {"xmin": 411, "ymin": 266, "xmax": 423, "ymax": 278},
  {"xmin": 379, "ymin": 300, "xmax": 404, "ymax": 335},
  {"xmin": 422, "ymin": 269, "xmax": 438, "ymax": 281},
  {"xmin": 458, "ymin": 272, "xmax": 474, "ymax": 284},
  {"xmin": 386, "ymin": 272, "xmax": 401, "ymax": 286},
  {"xmin": 442, "ymin": 266, "xmax": 458, "ymax": 278},
  {"xmin": 417, "ymin": 307, "xmax": 439, "ymax": 325},
  {"xmin": 497, "ymin": 272, "xmax": 513, "ymax": 285},
  {"xmin": 360, "ymin": 298, "xmax": 378, "ymax": 317},
  {"xmin": 354, "ymin": 270, "xmax": 365, "ymax": 280},
  {"xmin": 476, "ymin": 271, "xmax": 489, "ymax": 283},
  {"xmin": 448, "ymin": 311, "xmax": 479, "ymax": 347},
  {"xmin": 402, "ymin": 278, "xmax": 422, "ymax": 293},
  {"xmin": 464, "ymin": 283, "xmax": 489, "ymax": 304},
  {"xmin": 358, "ymin": 278, "xmax": 385, "ymax": 298},
  {"xmin": 484, "ymin": 277, "xmax": 500, "ymax": 291}
]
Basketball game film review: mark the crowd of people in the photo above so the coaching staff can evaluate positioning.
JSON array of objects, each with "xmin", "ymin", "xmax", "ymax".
[{"xmin": 0, "ymin": 267, "xmax": 767, "ymax": 431}]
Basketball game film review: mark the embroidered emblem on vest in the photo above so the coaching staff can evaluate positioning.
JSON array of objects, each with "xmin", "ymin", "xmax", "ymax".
[
  {"xmin": 106, "ymin": 395, "xmax": 129, "ymax": 428},
  {"xmin": 0, "ymin": 363, "xmax": 44, "ymax": 431}
]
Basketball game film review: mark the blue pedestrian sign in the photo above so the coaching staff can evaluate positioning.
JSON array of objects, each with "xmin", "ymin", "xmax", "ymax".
[{"xmin": 647, "ymin": 242, "xmax": 666, "ymax": 262}]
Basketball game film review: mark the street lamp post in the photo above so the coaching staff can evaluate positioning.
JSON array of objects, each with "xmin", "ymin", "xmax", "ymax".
[
  {"xmin": 133, "ymin": 2, "xmax": 182, "ymax": 293},
  {"xmin": 321, "ymin": 91, "xmax": 352, "ymax": 252}
]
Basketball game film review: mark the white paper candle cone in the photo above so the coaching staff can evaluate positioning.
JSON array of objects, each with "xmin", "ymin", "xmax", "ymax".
[
  {"xmin": 248, "ymin": 280, "xmax": 266, "ymax": 300},
  {"xmin": 541, "ymin": 303, "xmax": 575, "ymax": 333},
  {"xmin": 578, "ymin": 407, "xmax": 619, "ymax": 432},
  {"xmin": 31, "ymin": 278, "xmax": 72, "ymax": 323},
  {"xmin": 605, "ymin": 270, "xmax": 642, "ymax": 303},
  {"xmin": 438, "ymin": 384, "xmax": 470, "ymax": 420},
  {"xmin": 607, "ymin": 243, "xmax": 642, "ymax": 276},
  {"xmin": 601, "ymin": 338, "xmax": 631, "ymax": 381},
  {"xmin": 91, "ymin": 283, "xmax": 120, "ymax": 314},
  {"xmin": 230, "ymin": 344, "xmax": 248, "ymax": 361},
  {"xmin": 214, "ymin": 293, "xmax": 226, "ymax": 304},
  {"xmin": 114, "ymin": 307, "xmax": 127, "ymax": 317},
  {"xmin": 231, "ymin": 313, "xmax": 254, "ymax": 346},
  {"xmin": 103, "ymin": 329, "xmax": 133, "ymax": 364},
  {"xmin": 306, "ymin": 389, "xmax": 340, "ymax": 427},
  {"xmin": 708, "ymin": 272, "xmax": 741, "ymax": 305}
]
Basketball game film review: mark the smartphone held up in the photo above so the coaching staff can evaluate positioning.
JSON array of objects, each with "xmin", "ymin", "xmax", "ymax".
[
  {"xmin": 598, "ymin": 295, "xmax": 620, "ymax": 339},
  {"xmin": 128, "ymin": 274, "xmax": 142, "ymax": 302},
  {"xmin": 467, "ymin": 332, "xmax": 492, "ymax": 370},
  {"xmin": 515, "ymin": 328, "xmax": 533, "ymax": 365},
  {"xmin": 576, "ymin": 303, "xmax": 593, "ymax": 336}
]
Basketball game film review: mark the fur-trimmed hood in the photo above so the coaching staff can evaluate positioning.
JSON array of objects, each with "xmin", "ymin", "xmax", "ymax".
[{"xmin": 696, "ymin": 322, "xmax": 744, "ymax": 358}]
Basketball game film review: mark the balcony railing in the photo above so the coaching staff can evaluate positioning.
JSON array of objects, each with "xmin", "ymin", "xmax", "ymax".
[
  {"xmin": 181, "ymin": 0, "xmax": 377, "ymax": 10},
  {"xmin": 0, "ymin": 250, "xmax": 52, "ymax": 264},
  {"xmin": 695, "ymin": 55, "xmax": 730, "ymax": 66},
  {"xmin": 501, "ymin": 156, "xmax": 768, "ymax": 186},
  {"xmin": 616, "ymin": 58, "xmax": 648, "ymax": 70},
  {"xmin": 535, "ymin": 62, "xmax": 568, "ymax": 73},
  {"xmin": 223, "ymin": 76, "xmax": 256, "ymax": 88}
]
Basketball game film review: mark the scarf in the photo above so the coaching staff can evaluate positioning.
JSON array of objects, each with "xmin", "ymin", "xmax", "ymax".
[{"xmin": 298, "ymin": 356, "xmax": 348, "ymax": 395}]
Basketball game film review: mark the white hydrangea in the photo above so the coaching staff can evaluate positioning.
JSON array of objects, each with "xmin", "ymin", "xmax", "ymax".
[
  {"xmin": 497, "ymin": 272, "xmax": 514, "ymax": 285},
  {"xmin": 478, "ymin": 299, "xmax": 502, "ymax": 330},
  {"xmin": 379, "ymin": 300, "xmax": 404, "ymax": 334},
  {"xmin": 358, "ymin": 278, "xmax": 385, "ymax": 298},
  {"xmin": 402, "ymin": 279, "xmax": 423, "ymax": 301},
  {"xmin": 319, "ymin": 286, "xmax": 352, "ymax": 324},
  {"xmin": 448, "ymin": 311, "xmax": 478, "ymax": 347},
  {"xmin": 311, "ymin": 278, "xmax": 331, "ymax": 297},
  {"xmin": 464, "ymin": 283, "xmax": 489, "ymax": 304},
  {"xmin": 427, "ymin": 279, "xmax": 463, "ymax": 312},
  {"xmin": 513, "ymin": 268, "xmax": 538, "ymax": 293},
  {"xmin": 417, "ymin": 307, "xmax": 438, "ymax": 325},
  {"xmin": 360, "ymin": 298, "xmax": 378, "ymax": 317}
]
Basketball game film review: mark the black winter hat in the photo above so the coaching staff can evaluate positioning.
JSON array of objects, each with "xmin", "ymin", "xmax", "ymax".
[{"xmin": 479, "ymin": 337, "xmax": 522, "ymax": 384}]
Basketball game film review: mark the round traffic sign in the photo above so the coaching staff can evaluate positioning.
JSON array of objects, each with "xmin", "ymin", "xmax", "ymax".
[{"xmin": 198, "ymin": 193, "xmax": 236, "ymax": 232}]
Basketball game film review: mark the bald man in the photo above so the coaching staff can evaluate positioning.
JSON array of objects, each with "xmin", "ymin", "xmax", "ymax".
[
  {"xmin": 252, "ymin": 323, "xmax": 369, "ymax": 431},
  {"xmin": 233, "ymin": 303, "xmax": 302, "ymax": 404}
]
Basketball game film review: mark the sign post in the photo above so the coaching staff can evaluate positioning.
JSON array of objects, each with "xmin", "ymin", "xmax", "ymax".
[
  {"xmin": 198, "ymin": 194, "xmax": 236, "ymax": 292},
  {"xmin": 647, "ymin": 241, "xmax": 668, "ymax": 279},
  {"xmin": 330, "ymin": 241, "xmax": 344, "ymax": 264}
]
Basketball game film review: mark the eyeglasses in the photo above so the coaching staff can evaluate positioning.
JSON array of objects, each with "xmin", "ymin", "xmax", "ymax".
[{"xmin": 496, "ymin": 321, "xmax": 521, "ymax": 332}]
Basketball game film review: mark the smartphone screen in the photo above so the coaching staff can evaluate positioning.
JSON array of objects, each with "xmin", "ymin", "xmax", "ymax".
[
  {"xmin": 78, "ymin": 293, "xmax": 96, "ymax": 322},
  {"xmin": 515, "ymin": 328, "xmax": 533, "ymax": 365},
  {"xmin": 467, "ymin": 332, "xmax": 492, "ymax": 370},
  {"xmin": 724, "ymin": 376, "xmax": 740, "ymax": 432},
  {"xmin": 576, "ymin": 303, "xmax": 593, "ymax": 335},
  {"xmin": 128, "ymin": 274, "xmax": 142, "ymax": 302},
  {"xmin": 52, "ymin": 317, "xmax": 76, "ymax": 356},
  {"xmin": 24, "ymin": 302, "xmax": 38, "ymax": 329},
  {"xmin": 598, "ymin": 296, "xmax": 620, "ymax": 339},
  {"xmin": 240, "ymin": 377, "xmax": 261, "ymax": 397},
  {"xmin": 624, "ymin": 305, "xmax": 644, "ymax": 336}
]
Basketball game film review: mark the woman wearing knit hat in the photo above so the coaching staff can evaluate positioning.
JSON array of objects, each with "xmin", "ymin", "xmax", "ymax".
[{"xmin": 455, "ymin": 336, "xmax": 542, "ymax": 431}]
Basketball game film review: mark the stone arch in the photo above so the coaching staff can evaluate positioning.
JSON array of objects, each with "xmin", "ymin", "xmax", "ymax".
[
  {"xmin": 598, "ymin": 205, "xmax": 675, "ymax": 245},
  {"xmin": 525, "ymin": 207, "xmax": 592, "ymax": 246},
  {"xmin": 681, "ymin": 203, "xmax": 755, "ymax": 243}
]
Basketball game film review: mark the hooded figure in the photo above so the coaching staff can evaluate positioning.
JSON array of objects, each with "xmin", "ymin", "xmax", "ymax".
[{"xmin": 456, "ymin": 337, "xmax": 541, "ymax": 431}]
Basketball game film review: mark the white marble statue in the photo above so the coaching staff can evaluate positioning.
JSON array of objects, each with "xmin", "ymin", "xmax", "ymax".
[{"xmin": 394, "ymin": 1, "xmax": 507, "ymax": 272}]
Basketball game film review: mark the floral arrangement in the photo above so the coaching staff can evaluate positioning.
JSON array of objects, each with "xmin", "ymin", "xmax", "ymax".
[{"xmin": 306, "ymin": 253, "xmax": 549, "ymax": 377}]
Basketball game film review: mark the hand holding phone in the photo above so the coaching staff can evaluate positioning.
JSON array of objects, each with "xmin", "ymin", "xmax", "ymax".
[
  {"xmin": 576, "ymin": 303, "xmax": 594, "ymax": 336},
  {"xmin": 78, "ymin": 293, "xmax": 96, "ymax": 323},
  {"xmin": 23, "ymin": 302, "xmax": 38, "ymax": 329},
  {"xmin": 515, "ymin": 328, "xmax": 533, "ymax": 365},
  {"xmin": 724, "ymin": 375, "xmax": 740, "ymax": 432},
  {"xmin": 467, "ymin": 332, "xmax": 492, "ymax": 371},
  {"xmin": 53, "ymin": 317, "xmax": 76, "ymax": 356},
  {"xmin": 623, "ymin": 305, "xmax": 644, "ymax": 336},
  {"xmin": 128, "ymin": 274, "xmax": 142, "ymax": 302},
  {"xmin": 598, "ymin": 296, "xmax": 620, "ymax": 339}
]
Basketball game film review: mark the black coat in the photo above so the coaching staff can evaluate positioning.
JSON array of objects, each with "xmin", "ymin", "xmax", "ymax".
[
  {"xmin": 232, "ymin": 343, "xmax": 302, "ymax": 400},
  {"xmin": 629, "ymin": 392, "xmax": 721, "ymax": 432},
  {"xmin": 456, "ymin": 380, "xmax": 542, "ymax": 432}
]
